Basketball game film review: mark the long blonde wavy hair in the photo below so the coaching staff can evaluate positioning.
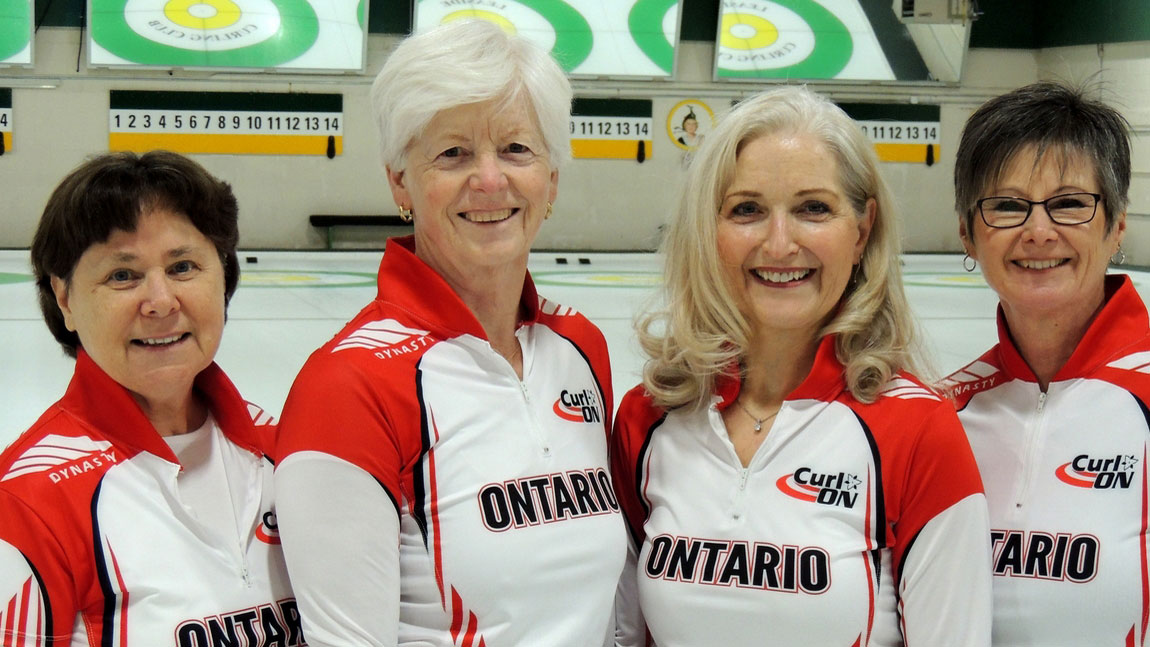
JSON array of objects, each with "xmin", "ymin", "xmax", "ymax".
[{"xmin": 638, "ymin": 86, "xmax": 927, "ymax": 411}]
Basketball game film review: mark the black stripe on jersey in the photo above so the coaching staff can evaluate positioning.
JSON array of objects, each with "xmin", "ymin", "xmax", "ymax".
[
  {"xmin": 552, "ymin": 330, "xmax": 609, "ymax": 431},
  {"xmin": 21, "ymin": 553, "xmax": 54, "ymax": 645},
  {"xmin": 89, "ymin": 479, "xmax": 117, "ymax": 647},
  {"xmin": 852, "ymin": 412, "xmax": 887, "ymax": 578},
  {"xmin": 631, "ymin": 413, "xmax": 667, "ymax": 547},
  {"xmin": 374, "ymin": 476, "xmax": 401, "ymax": 518},
  {"xmin": 412, "ymin": 361, "xmax": 432, "ymax": 549}
]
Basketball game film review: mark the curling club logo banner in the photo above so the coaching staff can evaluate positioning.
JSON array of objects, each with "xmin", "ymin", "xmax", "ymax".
[
  {"xmin": 415, "ymin": 0, "xmax": 680, "ymax": 77},
  {"xmin": 90, "ymin": 0, "xmax": 365, "ymax": 70},
  {"xmin": 0, "ymin": 0, "xmax": 32, "ymax": 65},
  {"xmin": 716, "ymin": 0, "xmax": 892, "ymax": 80}
]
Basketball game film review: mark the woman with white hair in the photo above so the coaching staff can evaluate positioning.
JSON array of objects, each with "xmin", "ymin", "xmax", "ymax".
[
  {"xmin": 611, "ymin": 86, "xmax": 992, "ymax": 646},
  {"xmin": 274, "ymin": 20, "xmax": 625, "ymax": 647}
]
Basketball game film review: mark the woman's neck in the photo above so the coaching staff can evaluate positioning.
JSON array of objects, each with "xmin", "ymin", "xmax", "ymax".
[
  {"xmin": 133, "ymin": 390, "xmax": 209, "ymax": 437},
  {"xmin": 740, "ymin": 330, "xmax": 820, "ymax": 408},
  {"xmin": 1002, "ymin": 293, "xmax": 1105, "ymax": 391},
  {"xmin": 449, "ymin": 264, "xmax": 528, "ymax": 377}
]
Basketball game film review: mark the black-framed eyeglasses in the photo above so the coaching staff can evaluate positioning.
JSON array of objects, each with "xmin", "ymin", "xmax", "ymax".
[{"xmin": 976, "ymin": 192, "xmax": 1102, "ymax": 229}]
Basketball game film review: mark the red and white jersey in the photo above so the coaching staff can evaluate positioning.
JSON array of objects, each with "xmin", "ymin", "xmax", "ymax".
[
  {"xmin": 946, "ymin": 274, "xmax": 1150, "ymax": 647},
  {"xmin": 275, "ymin": 236, "xmax": 627, "ymax": 646},
  {"xmin": 612, "ymin": 336, "xmax": 992, "ymax": 647},
  {"xmin": 0, "ymin": 351, "xmax": 296, "ymax": 647}
]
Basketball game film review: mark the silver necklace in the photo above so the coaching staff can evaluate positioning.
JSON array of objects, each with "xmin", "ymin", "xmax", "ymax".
[{"xmin": 734, "ymin": 399, "xmax": 778, "ymax": 433}]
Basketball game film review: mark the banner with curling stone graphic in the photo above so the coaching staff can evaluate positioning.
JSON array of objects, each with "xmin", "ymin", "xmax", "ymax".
[
  {"xmin": 89, "ymin": 0, "xmax": 367, "ymax": 71},
  {"xmin": 415, "ymin": 0, "xmax": 681, "ymax": 77},
  {"xmin": 0, "ymin": 0, "xmax": 32, "ymax": 66},
  {"xmin": 715, "ymin": 0, "xmax": 893, "ymax": 81}
]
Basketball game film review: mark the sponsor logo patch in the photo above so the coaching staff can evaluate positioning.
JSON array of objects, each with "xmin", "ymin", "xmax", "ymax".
[
  {"xmin": 1055, "ymin": 453, "xmax": 1137, "ymax": 489},
  {"xmin": 552, "ymin": 388, "xmax": 602, "ymax": 423},
  {"xmin": 777, "ymin": 467, "xmax": 861, "ymax": 508},
  {"xmin": 255, "ymin": 511, "xmax": 281, "ymax": 545}
]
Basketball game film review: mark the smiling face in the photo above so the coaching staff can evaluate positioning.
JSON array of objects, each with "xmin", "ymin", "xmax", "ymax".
[
  {"xmin": 962, "ymin": 144, "xmax": 1124, "ymax": 329},
  {"xmin": 51, "ymin": 208, "xmax": 226, "ymax": 413},
  {"xmin": 717, "ymin": 132, "xmax": 874, "ymax": 344},
  {"xmin": 386, "ymin": 96, "xmax": 559, "ymax": 290}
]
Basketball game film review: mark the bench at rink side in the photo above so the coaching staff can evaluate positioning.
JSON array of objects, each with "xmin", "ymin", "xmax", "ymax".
[{"xmin": 309, "ymin": 214, "xmax": 411, "ymax": 249}]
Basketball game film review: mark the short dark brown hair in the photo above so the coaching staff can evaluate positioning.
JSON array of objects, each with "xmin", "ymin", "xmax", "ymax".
[
  {"xmin": 30, "ymin": 150, "xmax": 240, "ymax": 357},
  {"xmin": 954, "ymin": 81, "xmax": 1131, "ymax": 235}
]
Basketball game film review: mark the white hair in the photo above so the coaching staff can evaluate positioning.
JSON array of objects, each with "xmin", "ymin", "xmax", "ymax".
[{"xmin": 370, "ymin": 19, "xmax": 572, "ymax": 171}]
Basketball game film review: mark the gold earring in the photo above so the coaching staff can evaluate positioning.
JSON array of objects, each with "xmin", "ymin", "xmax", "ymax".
[
  {"xmin": 398, "ymin": 205, "xmax": 413, "ymax": 223},
  {"xmin": 545, "ymin": 202, "xmax": 553, "ymax": 220}
]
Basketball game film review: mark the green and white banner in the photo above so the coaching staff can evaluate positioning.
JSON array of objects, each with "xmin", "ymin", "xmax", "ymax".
[
  {"xmin": 415, "ymin": 0, "xmax": 681, "ymax": 77},
  {"xmin": 89, "ymin": 0, "xmax": 367, "ymax": 71},
  {"xmin": 715, "ymin": 0, "xmax": 892, "ymax": 80},
  {"xmin": 0, "ymin": 1, "xmax": 32, "ymax": 66}
]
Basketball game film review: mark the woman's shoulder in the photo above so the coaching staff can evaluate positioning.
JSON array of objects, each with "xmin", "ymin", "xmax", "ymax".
[{"xmin": 615, "ymin": 384, "xmax": 667, "ymax": 429}]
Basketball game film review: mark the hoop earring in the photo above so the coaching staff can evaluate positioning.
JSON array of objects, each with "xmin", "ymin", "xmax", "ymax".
[
  {"xmin": 1112, "ymin": 245, "xmax": 1127, "ymax": 266},
  {"xmin": 545, "ymin": 202, "xmax": 553, "ymax": 220},
  {"xmin": 963, "ymin": 254, "xmax": 977, "ymax": 272},
  {"xmin": 398, "ymin": 205, "xmax": 413, "ymax": 223},
  {"xmin": 849, "ymin": 261, "xmax": 864, "ymax": 288}
]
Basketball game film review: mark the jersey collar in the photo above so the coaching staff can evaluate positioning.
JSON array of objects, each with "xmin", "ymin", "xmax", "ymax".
[
  {"xmin": 375, "ymin": 235, "xmax": 540, "ymax": 341},
  {"xmin": 59, "ymin": 351, "xmax": 264, "ymax": 465},
  {"xmin": 995, "ymin": 273, "xmax": 1148, "ymax": 383}
]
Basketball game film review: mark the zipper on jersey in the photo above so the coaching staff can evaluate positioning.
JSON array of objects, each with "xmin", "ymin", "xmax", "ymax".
[
  {"xmin": 1013, "ymin": 389, "xmax": 1048, "ymax": 514},
  {"xmin": 496, "ymin": 337, "xmax": 552, "ymax": 459},
  {"xmin": 516, "ymin": 379, "xmax": 552, "ymax": 458},
  {"xmin": 731, "ymin": 468, "xmax": 750, "ymax": 519}
]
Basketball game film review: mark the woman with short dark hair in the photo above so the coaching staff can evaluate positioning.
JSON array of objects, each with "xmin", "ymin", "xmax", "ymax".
[
  {"xmin": 947, "ymin": 81, "xmax": 1143, "ymax": 646},
  {"xmin": 0, "ymin": 150, "xmax": 296, "ymax": 645}
]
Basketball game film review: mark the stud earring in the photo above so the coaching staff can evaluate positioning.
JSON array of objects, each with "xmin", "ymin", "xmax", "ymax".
[{"xmin": 398, "ymin": 205, "xmax": 413, "ymax": 223}]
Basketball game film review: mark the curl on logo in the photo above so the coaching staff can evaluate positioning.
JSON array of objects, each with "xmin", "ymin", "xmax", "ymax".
[
  {"xmin": 776, "ymin": 474, "xmax": 819, "ymax": 502},
  {"xmin": 1055, "ymin": 462, "xmax": 1096, "ymax": 488}
]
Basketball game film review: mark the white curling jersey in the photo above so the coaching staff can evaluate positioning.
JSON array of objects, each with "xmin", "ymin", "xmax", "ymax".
[
  {"xmin": 947, "ymin": 275, "xmax": 1150, "ymax": 646},
  {"xmin": 0, "ymin": 351, "xmax": 297, "ymax": 647},
  {"xmin": 613, "ymin": 336, "xmax": 993, "ymax": 646},
  {"xmin": 276, "ymin": 236, "xmax": 627, "ymax": 646}
]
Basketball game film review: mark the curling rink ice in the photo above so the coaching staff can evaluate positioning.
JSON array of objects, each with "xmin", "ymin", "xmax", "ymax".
[{"xmin": 2, "ymin": 247, "xmax": 1137, "ymax": 447}]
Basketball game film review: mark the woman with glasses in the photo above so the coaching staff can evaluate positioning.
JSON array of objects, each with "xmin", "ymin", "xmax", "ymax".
[{"xmin": 946, "ymin": 81, "xmax": 1144, "ymax": 645}]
